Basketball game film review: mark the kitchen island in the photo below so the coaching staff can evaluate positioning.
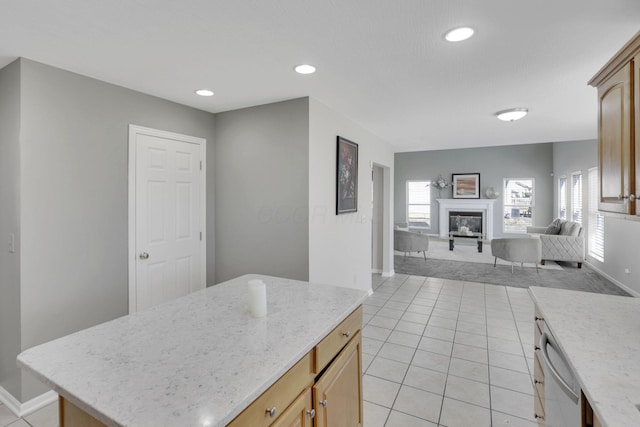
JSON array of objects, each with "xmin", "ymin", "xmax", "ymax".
[
  {"xmin": 529, "ymin": 286, "xmax": 640, "ymax": 427},
  {"xmin": 17, "ymin": 274, "xmax": 368, "ymax": 427}
]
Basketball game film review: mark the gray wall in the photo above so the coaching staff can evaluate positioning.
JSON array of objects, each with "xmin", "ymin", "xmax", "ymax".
[
  {"xmin": 11, "ymin": 59, "xmax": 216, "ymax": 401},
  {"xmin": 0, "ymin": 60, "xmax": 22, "ymax": 399},
  {"xmin": 214, "ymin": 98, "xmax": 309, "ymax": 283},
  {"xmin": 395, "ymin": 143, "xmax": 554, "ymax": 237}
]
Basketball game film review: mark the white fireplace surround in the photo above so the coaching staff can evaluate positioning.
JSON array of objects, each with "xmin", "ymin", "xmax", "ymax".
[{"xmin": 437, "ymin": 199, "xmax": 497, "ymax": 240}]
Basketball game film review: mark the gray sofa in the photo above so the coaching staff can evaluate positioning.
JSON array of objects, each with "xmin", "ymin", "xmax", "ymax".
[
  {"xmin": 394, "ymin": 229, "xmax": 430, "ymax": 260},
  {"xmin": 526, "ymin": 219, "xmax": 585, "ymax": 268}
]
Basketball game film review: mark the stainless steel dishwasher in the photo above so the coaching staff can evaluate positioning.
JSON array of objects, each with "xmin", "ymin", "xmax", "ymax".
[{"xmin": 540, "ymin": 325, "xmax": 582, "ymax": 426}]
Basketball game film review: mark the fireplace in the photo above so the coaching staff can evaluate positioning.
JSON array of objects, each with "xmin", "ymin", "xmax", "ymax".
[
  {"xmin": 449, "ymin": 211, "xmax": 483, "ymax": 234},
  {"xmin": 436, "ymin": 198, "xmax": 497, "ymax": 239}
]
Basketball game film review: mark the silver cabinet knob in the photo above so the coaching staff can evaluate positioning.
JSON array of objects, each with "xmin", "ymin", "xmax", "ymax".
[
  {"xmin": 342, "ymin": 331, "xmax": 351, "ymax": 338},
  {"xmin": 139, "ymin": 252, "xmax": 149, "ymax": 260},
  {"xmin": 265, "ymin": 407, "xmax": 277, "ymax": 417},
  {"xmin": 630, "ymin": 194, "xmax": 637, "ymax": 202},
  {"xmin": 319, "ymin": 399, "xmax": 328, "ymax": 407},
  {"xmin": 306, "ymin": 408, "xmax": 315, "ymax": 418}
]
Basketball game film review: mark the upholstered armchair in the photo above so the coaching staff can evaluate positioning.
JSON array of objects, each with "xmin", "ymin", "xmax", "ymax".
[
  {"xmin": 526, "ymin": 219, "xmax": 585, "ymax": 268},
  {"xmin": 394, "ymin": 229, "xmax": 430, "ymax": 260}
]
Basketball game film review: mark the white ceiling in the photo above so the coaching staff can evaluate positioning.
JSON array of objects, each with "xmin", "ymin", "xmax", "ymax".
[{"xmin": 1, "ymin": 0, "xmax": 639, "ymax": 152}]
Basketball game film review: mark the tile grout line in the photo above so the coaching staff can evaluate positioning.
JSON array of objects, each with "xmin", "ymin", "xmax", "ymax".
[{"xmin": 382, "ymin": 275, "xmax": 434, "ymax": 426}]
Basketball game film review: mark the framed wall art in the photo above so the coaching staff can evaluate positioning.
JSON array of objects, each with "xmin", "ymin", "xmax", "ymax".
[
  {"xmin": 452, "ymin": 173, "xmax": 480, "ymax": 199},
  {"xmin": 336, "ymin": 136, "xmax": 358, "ymax": 214}
]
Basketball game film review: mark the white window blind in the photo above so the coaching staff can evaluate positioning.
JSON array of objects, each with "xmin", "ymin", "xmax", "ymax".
[
  {"xmin": 407, "ymin": 181, "xmax": 431, "ymax": 229},
  {"xmin": 588, "ymin": 168, "xmax": 604, "ymax": 261},
  {"xmin": 571, "ymin": 172, "xmax": 582, "ymax": 224},
  {"xmin": 558, "ymin": 177, "xmax": 567, "ymax": 220}
]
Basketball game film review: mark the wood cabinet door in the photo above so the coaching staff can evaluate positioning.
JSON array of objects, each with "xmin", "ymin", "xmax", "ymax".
[
  {"xmin": 271, "ymin": 388, "xmax": 313, "ymax": 427},
  {"xmin": 635, "ymin": 55, "xmax": 640, "ymax": 216},
  {"xmin": 598, "ymin": 62, "xmax": 633, "ymax": 214},
  {"xmin": 313, "ymin": 331, "xmax": 363, "ymax": 427}
]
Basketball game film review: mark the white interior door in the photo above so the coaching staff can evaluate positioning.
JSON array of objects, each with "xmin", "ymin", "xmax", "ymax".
[{"xmin": 129, "ymin": 125, "xmax": 206, "ymax": 312}]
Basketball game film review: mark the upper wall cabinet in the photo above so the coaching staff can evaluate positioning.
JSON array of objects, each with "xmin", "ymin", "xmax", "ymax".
[{"xmin": 589, "ymin": 32, "xmax": 640, "ymax": 215}]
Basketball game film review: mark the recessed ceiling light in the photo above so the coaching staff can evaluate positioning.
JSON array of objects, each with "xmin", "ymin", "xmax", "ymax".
[
  {"xmin": 495, "ymin": 108, "xmax": 529, "ymax": 122},
  {"xmin": 444, "ymin": 27, "xmax": 475, "ymax": 42},
  {"xmin": 195, "ymin": 89, "xmax": 214, "ymax": 97},
  {"xmin": 294, "ymin": 64, "xmax": 316, "ymax": 74}
]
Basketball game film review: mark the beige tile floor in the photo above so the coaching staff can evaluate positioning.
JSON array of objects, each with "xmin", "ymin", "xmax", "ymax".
[
  {"xmin": 0, "ymin": 401, "xmax": 57, "ymax": 427},
  {"xmin": 1, "ymin": 273, "xmax": 539, "ymax": 427},
  {"xmin": 363, "ymin": 274, "xmax": 538, "ymax": 427}
]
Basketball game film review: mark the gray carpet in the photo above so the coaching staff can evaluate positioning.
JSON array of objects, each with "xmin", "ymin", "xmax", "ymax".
[{"xmin": 394, "ymin": 255, "xmax": 629, "ymax": 296}]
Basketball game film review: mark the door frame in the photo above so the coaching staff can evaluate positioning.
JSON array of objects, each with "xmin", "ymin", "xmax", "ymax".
[
  {"xmin": 371, "ymin": 162, "xmax": 393, "ymax": 277},
  {"xmin": 127, "ymin": 124, "xmax": 207, "ymax": 313}
]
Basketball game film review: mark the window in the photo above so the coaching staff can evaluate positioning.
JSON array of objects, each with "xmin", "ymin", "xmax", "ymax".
[
  {"xmin": 406, "ymin": 181, "xmax": 431, "ymax": 229},
  {"xmin": 588, "ymin": 168, "xmax": 605, "ymax": 261},
  {"xmin": 503, "ymin": 178, "xmax": 534, "ymax": 233},
  {"xmin": 558, "ymin": 176, "xmax": 567, "ymax": 220},
  {"xmin": 571, "ymin": 172, "xmax": 583, "ymax": 224}
]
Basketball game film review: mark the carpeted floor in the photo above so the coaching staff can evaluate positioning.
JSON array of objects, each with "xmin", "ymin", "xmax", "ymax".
[
  {"xmin": 394, "ymin": 255, "xmax": 629, "ymax": 296},
  {"xmin": 398, "ymin": 238, "xmax": 563, "ymax": 270}
]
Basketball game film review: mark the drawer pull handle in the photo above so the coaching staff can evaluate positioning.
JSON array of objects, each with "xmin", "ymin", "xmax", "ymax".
[
  {"xmin": 534, "ymin": 413, "xmax": 544, "ymax": 420},
  {"xmin": 266, "ymin": 407, "xmax": 277, "ymax": 417},
  {"xmin": 342, "ymin": 331, "xmax": 351, "ymax": 338},
  {"xmin": 319, "ymin": 399, "xmax": 328, "ymax": 407},
  {"xmin": 306, "ymin": 409, "xmax": 316, "ymax": 418}
]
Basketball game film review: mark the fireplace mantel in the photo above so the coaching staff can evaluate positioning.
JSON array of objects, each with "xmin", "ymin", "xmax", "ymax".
[{"xmin": 437, "ymin": 199, "xmax": 497, "ymax": 239}]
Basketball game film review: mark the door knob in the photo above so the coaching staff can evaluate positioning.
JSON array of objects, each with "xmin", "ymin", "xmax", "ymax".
[{"xmin": 139, "ymin": 252, "xmax": 149, "ymax": 260}]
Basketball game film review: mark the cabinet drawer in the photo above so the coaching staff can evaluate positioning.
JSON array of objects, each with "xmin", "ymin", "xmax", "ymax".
[
  {"xmin": 59, "ymin": 397, "xmax": 107, "ymax": 427},
  {"xmin": 314, "ymin": 306, "xmax": 362, "ymax": 373},
  {"xmin": 227, "ymin": 351, "xmax": 314, "ymax": 427}
]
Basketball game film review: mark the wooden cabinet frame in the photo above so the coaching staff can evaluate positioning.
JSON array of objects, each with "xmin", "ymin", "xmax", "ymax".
[{"xmin": 589, "ymin": 32, "xmax": 640, "ymax": 216}]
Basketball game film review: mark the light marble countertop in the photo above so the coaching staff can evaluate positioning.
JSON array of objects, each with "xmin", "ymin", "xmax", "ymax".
[
  {"xmin": 529, "ymin": 287, "xmax": 640, "ymax": 427},
  {"xmin": 17, "ymin": 274, "xmax": 368, "ymax": 427}
]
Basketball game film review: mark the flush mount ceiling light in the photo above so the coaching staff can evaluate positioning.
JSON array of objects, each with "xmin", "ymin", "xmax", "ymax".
[
  {"xmin": 195, "ymin": 89, "xmax": 214, "ymax": 97},
  {"xmin": 495, "ymin": 108, "xmax": 529, "ymax": 122},
  {"xmin": 444, "ymin": 27, "xmax": 475, "ymax": 42},
  {"xmin": 294, "ymin": 64, "xmax": 316, "ymax": 74}
]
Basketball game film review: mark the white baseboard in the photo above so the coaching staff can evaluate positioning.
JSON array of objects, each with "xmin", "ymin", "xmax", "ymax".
[
  {"xmin": 585, "ymin": 261, "xmax": 640, "ymax": 297},
  {"xmin": 381, "ymin": 270, "xmax": 395, "ymax": 277},
  {"xmin": 0, "ymin": 386, "xmax": 58, "ymax": 417}
]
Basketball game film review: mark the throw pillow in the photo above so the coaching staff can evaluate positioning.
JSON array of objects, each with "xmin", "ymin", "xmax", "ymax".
[
  {"xmin": 560, "ymin": 221, "xmax": 581, "ymax": 236},
  {"xmin": 544, "ymin": 218, "xmax": 563, "ymax": 235}
]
